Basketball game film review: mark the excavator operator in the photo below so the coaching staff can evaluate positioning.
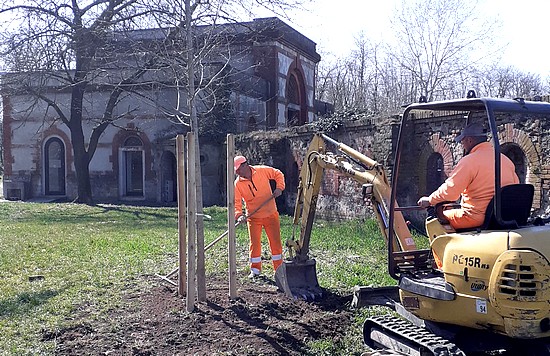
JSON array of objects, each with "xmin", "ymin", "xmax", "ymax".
[{"xmin": 417, "ymin": 123, "xmax": 519, "ymax": 229}]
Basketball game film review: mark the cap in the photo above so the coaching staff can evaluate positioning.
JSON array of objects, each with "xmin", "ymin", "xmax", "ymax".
[
  {"xmin": 234, "ymin": 155, "xmax": 247, "ymax": 172},
  {"xmin": 455, "ymin": 123, "xmax": 487, "ymax": 142}
]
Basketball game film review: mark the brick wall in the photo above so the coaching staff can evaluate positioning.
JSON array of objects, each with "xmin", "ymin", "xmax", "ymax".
[
  {"xmin": 235, "ymin": 116, "xmax": 397, "ymax": 220},
  {"xmin": 235, "ymin": 112, "xmax": 550, "ymax": 221}
]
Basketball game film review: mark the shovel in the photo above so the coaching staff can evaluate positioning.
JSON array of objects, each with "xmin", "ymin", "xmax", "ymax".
[{"xmin": 158, "ymin": 196, "xmax": 275, "ymax": 284}]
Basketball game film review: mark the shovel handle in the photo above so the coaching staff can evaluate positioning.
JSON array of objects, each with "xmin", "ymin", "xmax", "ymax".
[
  {"xmin": 204, "ymin": 222, "xmax": 238, "ymax": 251},
  {"xmin": 204, "ymin": 195, "xmax": 275, "ymax": 252},
  {"xmin": 241, "ymin": 194, "xmax": 276, "ymax": 220}
]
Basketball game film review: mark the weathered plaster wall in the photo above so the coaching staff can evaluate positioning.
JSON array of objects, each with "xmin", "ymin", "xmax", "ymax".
[
  {"xmin": 3, "ymin": 90, "xmax": 183, "ymax": 202},
  {"xmin": 276, "ymin": 43, "xmax": 318, "ymax": 127}
]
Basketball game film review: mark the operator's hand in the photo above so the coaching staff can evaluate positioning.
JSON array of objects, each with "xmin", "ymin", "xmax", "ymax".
[
  {"xmin": 236, "ymin": 215, "xmax": 247, "ymax": 224},
  {"xmin": 273, "ymin": 188, "xmax": 282, "ymax": 198},
  {"xmin": 417, "ymin": 196, "xmax": 431, "ymax": 208}
]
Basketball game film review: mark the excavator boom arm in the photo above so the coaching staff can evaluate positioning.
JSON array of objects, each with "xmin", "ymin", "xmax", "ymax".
[{"xmin": 290, "ymin": 134, "xmax": 416, "ymax": 261}]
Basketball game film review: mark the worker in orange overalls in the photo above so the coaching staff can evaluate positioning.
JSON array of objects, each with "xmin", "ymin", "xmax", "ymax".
[
  {"xmin": 234, "ymin": 155, "xmax": 285, "ymax": 278},
  {"xmin": 417, "ymin": 123, "xmax": 519, "ymax": 229}
]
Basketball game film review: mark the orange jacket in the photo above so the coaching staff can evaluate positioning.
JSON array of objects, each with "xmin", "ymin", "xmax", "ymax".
[
  {"xmin": 428, "ymin": 142, "xmax": 519, "ymax": 226},
  {"xmin": 234, "ymin": 165, "xmax": 285, "ymax": 219}
]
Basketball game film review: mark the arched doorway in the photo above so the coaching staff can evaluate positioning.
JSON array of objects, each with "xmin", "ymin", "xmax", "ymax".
[
  {"xmin": 44, "ymin": 137, "xmax": 66, "ymax": 195},
  {"xmin": 120, "ymin": 136, "xmax": 144, "ymax": 197},
  {"xmin": 426, "ymin": 152, "xmax": 445, "ymax": 194},
  {"xmin": 161, "ymin": 151, "xmax": 177, "ymax": 202},
  {"xmin": 501, "ymin": 143, "xmax": 527, "ymax": 183},
  {"xmin": 286, "ymin": 70, "xmax": 306, "ymax": 126}
]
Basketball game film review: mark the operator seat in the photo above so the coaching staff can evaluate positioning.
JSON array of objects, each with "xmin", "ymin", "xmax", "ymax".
[{"xmin": 482, "ymin": 183, "xmax": 534, "ymax": 230}]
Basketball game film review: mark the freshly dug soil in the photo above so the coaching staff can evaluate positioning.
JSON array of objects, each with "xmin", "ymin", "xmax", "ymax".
[{"xmin": 51, "ymin": 276, "xmax": 358, "ymax": 355}]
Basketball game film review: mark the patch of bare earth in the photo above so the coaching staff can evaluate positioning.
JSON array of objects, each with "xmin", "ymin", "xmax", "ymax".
[{"xmin": 49, "ymin": 276, "xmax": 357, "ymax": 355}]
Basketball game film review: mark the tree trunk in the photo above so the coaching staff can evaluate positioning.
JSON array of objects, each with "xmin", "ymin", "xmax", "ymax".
[
  {"xmin": 73, "ymin": 144, "xmax": 93, "ymax": 204},
  {"xmin": 70, "ymin": 82, "xmax": 94, "ymax": 204}
]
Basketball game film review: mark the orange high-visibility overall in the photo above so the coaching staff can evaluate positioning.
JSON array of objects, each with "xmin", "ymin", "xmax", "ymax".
[
  {"xmin": 235, "ymin": 165, "xmax": 285, "ymax": 274},
  {"xmin": 428, "ymin": 142, "xmax": 519, "ymax": 229}
]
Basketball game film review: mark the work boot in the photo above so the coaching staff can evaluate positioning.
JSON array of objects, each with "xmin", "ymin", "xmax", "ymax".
[{"xmin": 248, "ymin": 271, "xmax": 260, "ymax": 279}]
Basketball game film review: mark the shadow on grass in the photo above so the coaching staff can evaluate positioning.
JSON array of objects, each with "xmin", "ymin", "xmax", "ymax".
[
  {"xmin": 0, "ymin": 289, "xmax": 59, "ymax": 317},
  {"xmin": 96, "ymin": 203, "xmax": 176, "ymax": 220},
  {"xmin": 1, "ymin": 201, "xmax": 232, "ymax": 233}
]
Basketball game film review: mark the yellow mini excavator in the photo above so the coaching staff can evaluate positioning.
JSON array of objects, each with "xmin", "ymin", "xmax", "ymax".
[{"xmin": 274, "ymin": 95, "xmax": 550, "ymax": 355}]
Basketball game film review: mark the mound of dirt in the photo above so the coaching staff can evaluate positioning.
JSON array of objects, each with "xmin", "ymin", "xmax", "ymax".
[{"xmin": 52, "ymin": 276, "xmax": 357, "ymax": 355}]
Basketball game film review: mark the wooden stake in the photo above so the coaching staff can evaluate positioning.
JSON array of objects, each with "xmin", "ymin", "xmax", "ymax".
[
  {"xmin": 195, "ymin": 143, "xmax": 206, "ymax": 302},
  {"xmin": 186, "ymin": 132, "xmax": 197, "ymax": 312},
  {"xmin": 227, "ymin": 134, "xmax": 237, "ymax": 299},
  {"xmin": 176, "ymin": 135, "xmax": 187, "ymax": 297}
]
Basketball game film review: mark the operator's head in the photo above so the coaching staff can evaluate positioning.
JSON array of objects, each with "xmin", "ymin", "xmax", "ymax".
[
  {"xmin": 455, "ymin": 122, "xmax": 486, "ymax": 142},
  {"xmin": 455, "ymin": 123, "xmax": 487, "ymax": 154},
  {"xmin": 234, "ymin": 155, "xmax": 248, "ymax": 174}
]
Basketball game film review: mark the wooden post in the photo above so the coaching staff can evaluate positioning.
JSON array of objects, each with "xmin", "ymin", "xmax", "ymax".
[
  {"xmin": 195, "ymin": 148, "xmax": 206, "ymax": 302},
  {"xmin": 186, "ymin": 132, "xmax": 197, "ymax": 312},
  {"xmin": 227, "ymin": 134, "xmax": 237, "ymax": 298},
  {"xmin": 176, "ymin": 135, "xmax": 187, "ymax": 297}
]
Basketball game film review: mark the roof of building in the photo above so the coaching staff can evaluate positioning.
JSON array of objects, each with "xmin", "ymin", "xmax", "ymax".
[{"xmin": 112, "ymin": 17, "xmax": 320, "ymax": 62}]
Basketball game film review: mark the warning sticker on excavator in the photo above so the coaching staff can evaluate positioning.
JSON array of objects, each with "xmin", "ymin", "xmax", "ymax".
[{"xmin": 476, "ymin": 299, "xmax": 488, "ymax": 314}]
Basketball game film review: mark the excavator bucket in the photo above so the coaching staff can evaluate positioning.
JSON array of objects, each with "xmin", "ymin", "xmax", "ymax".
[{"xmin": 274, "ymin": 259, "xmax": 322, "ymax": 300}]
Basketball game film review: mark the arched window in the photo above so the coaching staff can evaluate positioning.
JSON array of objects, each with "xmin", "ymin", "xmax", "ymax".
[
  {"xmin": 44, "ymin": 137, "xmax": 66, "ymax": 195},
  {"xmin": 287, "ymin": 75, "xmax": 299, "ymax": 103},
  {"xmin": 426, "ymin": 153, "xmax": 445, "ymax": 194},
  {"xmin": 120, "ymin": 136, "xmax": 144, "ymax": 197},
  {"xmin": 247, "ymin": 116, "xmax": 257, "ymax": 131}
]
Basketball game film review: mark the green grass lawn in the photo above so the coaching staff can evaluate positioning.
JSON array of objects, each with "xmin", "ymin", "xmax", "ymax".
[{"xmin": 0, "ymin": 202, "xmax": 412, "ymax": 355}]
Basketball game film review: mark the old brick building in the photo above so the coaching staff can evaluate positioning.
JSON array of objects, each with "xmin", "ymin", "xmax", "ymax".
[{"xmin": 2, "ymin": 18, "xmax": 323, "ymax": 205}]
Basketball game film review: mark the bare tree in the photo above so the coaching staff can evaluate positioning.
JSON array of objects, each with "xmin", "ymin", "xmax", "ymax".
[
  {"xmin": 511, "ymin": 71, "xmax": 543, "ymax": 98},
  {"xmin": 350, "ymin": 33, "xmax": 369, "ymax": 109},
  {"xmin": 470, "ymin": 65, "xmax": 545, "ymax": 99},
  {"xmin": 480, "ymin": 66, "xmax": 517, "ymax": 98},
  {"xmin": 390, "ymin": 0, "xmax": 498, "ymax": 102},
  {"xmin": 315, "ymin": 52, "xmax": 335, "ymax": 103}
]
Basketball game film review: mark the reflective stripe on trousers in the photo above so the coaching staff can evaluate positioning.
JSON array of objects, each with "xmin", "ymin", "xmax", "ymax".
[{"xmin": 247, "ymin": 211, "xmax": 283, "ymax": 273}]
